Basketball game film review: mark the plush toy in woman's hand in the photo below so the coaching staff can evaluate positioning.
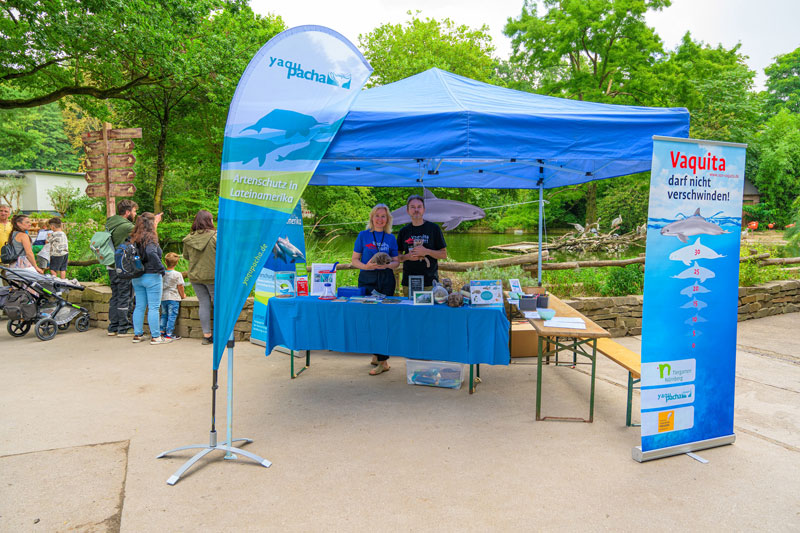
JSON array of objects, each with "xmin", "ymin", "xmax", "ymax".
[{"xmin": 369, "ymin": 252, "xmax": 392, "ymax": 265}]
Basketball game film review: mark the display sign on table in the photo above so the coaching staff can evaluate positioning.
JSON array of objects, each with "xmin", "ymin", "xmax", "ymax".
[
  {"xmin": 250, "ymin": 202, "xmax": 306, "ymax": 346},
  {"xmin": 637, "ymin": 136, "xmax": 746, "ymax": 461},
  {"xmin": 212, "ymin": 25, "xmax": 372, "ymax": 368}
]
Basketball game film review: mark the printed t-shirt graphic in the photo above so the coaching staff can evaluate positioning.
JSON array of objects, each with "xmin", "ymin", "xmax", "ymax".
[
  {"xmin": 397, "ymin": 221, "xmax": 446, "ymax": 286},
  {"xmin": 353, "ymin": 229, "xmax": 398, "ymax": 286}
]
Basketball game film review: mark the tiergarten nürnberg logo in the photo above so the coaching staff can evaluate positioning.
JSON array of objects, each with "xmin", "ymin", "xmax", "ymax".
[{"xmin": 269, "ymin": 57, "xmax": 351, "ymax": 89}]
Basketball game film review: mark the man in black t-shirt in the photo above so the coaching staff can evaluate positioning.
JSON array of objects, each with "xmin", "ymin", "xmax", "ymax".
[{"xmin": 397, "ymin": 194, "xmax": 447, "ymax": 296}]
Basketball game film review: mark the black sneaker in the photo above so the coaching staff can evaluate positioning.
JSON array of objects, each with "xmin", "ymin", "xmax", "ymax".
[
  {"xmin": 117, "ymin": 330, "xmax": 133, "ymax": 338},
  {"xmin": 201, "ymin": 336, "xmax": 213, "ymax": 345}
]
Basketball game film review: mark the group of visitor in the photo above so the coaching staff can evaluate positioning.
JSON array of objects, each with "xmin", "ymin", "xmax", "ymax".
[
  {"xmin": 3, "ymin": 193, "xmax": 442, "ymax": 358},
  {"xmin": 105, "ymin": 200, "xmax": 216, "ymax": 346},
  {"xmin": 351, "ymin": 194, "xmax": 447, "ymax": 375}
]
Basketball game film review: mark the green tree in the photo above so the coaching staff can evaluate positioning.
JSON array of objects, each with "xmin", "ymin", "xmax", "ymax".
[
  {"xmin": 110, "ymin": 5, "xmax": 284, "ymax": 213},
  {"xmin": 504, "ymin": 0, "xmax": 669, "ymax": 104},
  {"xmin": 0, "ymin": 0, "xmax": 234, "ymax": 109},
  {"xmin": 504, "ymin": 0, "xmax": 669, "ymax": 227},
  {"xmin": 751, "ymin": 110, "xmax": 800, "ymax": 224},
  {"xmin": 653, "ymin": 33, "xmax": 760, "ymax": 142},
  {"xmin": 765, "ymin": 47, "xmax": 800, "ymax": 114},
  {"xmin": 0, "ymin": 97, "xmax": 81, "ymax": 171},
  {"xmin": 359, "ymin": 11, "xmax": 498, "ymax": 87}
]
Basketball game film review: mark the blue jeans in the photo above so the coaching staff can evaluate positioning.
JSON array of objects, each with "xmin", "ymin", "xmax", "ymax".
[
  {"xmin": 132, "ymin": 273, "xmax": 163, "ymax": 338},
  {"xmin": 160, "ymin": 300, "xmax": 180, "ymax": 337}
]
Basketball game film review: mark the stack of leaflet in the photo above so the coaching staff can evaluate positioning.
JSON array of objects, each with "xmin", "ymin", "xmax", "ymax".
[{"xmin": 543, "ymin": 316, "xmax": 586, "ymax": 330}]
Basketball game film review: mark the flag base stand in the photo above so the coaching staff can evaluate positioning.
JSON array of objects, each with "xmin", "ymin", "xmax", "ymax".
[
  {"xmin": 157, "ymin": 430, "xmax": 270, "ymax": 485},
  {"xmin": 158, "ymin": 337, "xmax": 271, "ymax": 485}
]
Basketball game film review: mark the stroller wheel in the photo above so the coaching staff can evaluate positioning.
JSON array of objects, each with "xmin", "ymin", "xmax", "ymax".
[
  {"xmin": 35, "ymin": 318, "xmax": 58, "ymax": 341},
  {"xmin": 7, "ymin": 319, "xmax": 31, "ymax": 337},
  {"xmin": 58, "ymin": 323, "xmax": 70, "ymax": 331},
  {"xmin": 75, "ymin": 315, "xmax": 90, "ymax": 332}
]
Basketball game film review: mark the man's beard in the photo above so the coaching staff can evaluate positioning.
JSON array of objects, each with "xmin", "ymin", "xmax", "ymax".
[{"xmin": 126, "ymin": 213, "xmax": 135, "ymax": 222}]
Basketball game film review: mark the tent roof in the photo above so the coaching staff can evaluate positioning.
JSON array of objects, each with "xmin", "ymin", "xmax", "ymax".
[{"xmin": 313, "ymin": 68, "xmax": 690, "ymax": 189}]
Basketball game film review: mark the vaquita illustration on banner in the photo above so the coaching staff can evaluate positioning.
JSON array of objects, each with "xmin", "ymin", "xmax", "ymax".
[
  {"xmin": 213, "ymin": 26, "xmax": 372, "ymax": 369},
  {"xmin": 640, "ymin": 136, "xmax": 747, "ymax": 455}
]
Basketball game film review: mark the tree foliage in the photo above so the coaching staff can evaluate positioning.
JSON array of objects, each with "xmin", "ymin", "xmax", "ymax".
[
  {"xmin": 765, "ymin": 47, "xmax": 800, "ymax": 114},
  {"xmin": 504, "ymin": 0, "xmax": 669, "ymax": 103},
  {"xmin": 359, "ymin": 11, "xmax": 497, "ymax": 87},
  {"xmin": 751, "ymin": 110, "xmax": 800, "ymax": 225},
  {"xmin": 0, "ymin": 0, "xmax": 242, "ymax": 109}
]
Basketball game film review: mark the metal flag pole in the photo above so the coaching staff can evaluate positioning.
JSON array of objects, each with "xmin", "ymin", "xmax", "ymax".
[{"xmin": 157, "ymin": 333, "xmax": 271, "ymax": 485}]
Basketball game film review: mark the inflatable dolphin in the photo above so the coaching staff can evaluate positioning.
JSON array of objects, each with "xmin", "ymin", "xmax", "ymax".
[
  {"xmin": 660, "ymin": 209, "xmax": 730, "ymax": 243},
  {"xmin": 391, "ymin": 189, "xmax": 485, "ymax": 230},
  {"xmin": 669, "ymin": 237, "xmax": 726, "ymax": 265},
  {"xmin": 673, "ymin": 262, "xmax": 715, "ymax": 283}
]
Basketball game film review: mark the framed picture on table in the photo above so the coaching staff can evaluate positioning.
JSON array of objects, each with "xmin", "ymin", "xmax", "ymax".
[{"xmin": 413, "ymin": 290, "xmax": 433, "ymax": 306}]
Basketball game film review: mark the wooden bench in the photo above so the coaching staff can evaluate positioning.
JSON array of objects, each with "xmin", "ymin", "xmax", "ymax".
[{"xmin": 595, "ymin": 338, "xmax": 641, "ymax": 427}]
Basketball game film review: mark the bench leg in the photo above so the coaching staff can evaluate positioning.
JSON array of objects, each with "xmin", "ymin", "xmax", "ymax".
[{"xmin": 626, "ymin": 372, "xmax": 633, "ymax": 427}]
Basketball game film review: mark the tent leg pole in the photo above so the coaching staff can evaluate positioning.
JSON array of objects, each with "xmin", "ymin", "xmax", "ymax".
[
  {"xmin": 537, "ymin": 182, "xmax": 544, "ymax": 286},
  {"xmin": 156, "ymin": 334, "xmax": 271, "ymax": 485}
]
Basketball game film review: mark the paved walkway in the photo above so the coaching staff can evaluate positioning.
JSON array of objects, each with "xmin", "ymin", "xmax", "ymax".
[{"xmin": 1, "ymin": 313, "xmax": 798, "ymax": 531}]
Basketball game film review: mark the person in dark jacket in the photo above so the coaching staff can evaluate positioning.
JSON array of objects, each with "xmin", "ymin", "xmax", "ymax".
[
  {"xmin": 105, "ymin": 199, "xmax": 137, "ymax": 336},
  {"xmin": 182, "ymin": 210, "xmax": 216, "ymax": 345},
  {"xmin": 129, "ymin": 212, "xmax": 170, "ymax": 345}
]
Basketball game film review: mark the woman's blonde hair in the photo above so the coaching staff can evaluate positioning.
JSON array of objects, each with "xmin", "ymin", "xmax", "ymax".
[{"xmin": 366, "ymin": 204, "xmax": 393, "ymax": 233}]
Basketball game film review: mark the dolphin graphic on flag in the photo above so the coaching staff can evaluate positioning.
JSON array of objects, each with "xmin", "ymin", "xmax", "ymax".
[{"xmin": 213, "ymin": 26, "xmax": 372, "ymax": 369}]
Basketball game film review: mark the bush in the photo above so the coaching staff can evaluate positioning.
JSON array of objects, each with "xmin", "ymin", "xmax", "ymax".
[{"xmin": 601, "ymin": 264, "xmax": 644, "ymax": 296}]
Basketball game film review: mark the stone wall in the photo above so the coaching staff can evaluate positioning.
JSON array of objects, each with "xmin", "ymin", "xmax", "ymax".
[
  {"xmin": 67, "ymin": 283, "xmax": 254, "ymax": 340},
  {"xmin": 564, "ymin": 279, "xmax": 800, "ymax": 337},
  {"xmin": 64, "ymin": 279, "xmax": 799, "ymax": 339}
]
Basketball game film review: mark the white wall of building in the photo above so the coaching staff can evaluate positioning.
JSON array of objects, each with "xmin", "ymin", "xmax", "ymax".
[{"xmin": 18, "ymin": 170, "xmax": 86, "ymax": 213}]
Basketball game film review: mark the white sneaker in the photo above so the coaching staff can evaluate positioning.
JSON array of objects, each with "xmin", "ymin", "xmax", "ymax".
[{"xmin": 150, "ymin": 336, "xmax": 173, "ymax": 345}]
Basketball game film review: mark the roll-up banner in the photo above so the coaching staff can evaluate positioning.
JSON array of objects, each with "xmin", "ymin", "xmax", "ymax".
[
  {"xmin": 636, "ymin": 136, "xmax": 747, "ymax": 462},
  {"xmin": 250, "ymin": 202, "xmax": 306, "ymax": 347},
  {"xmin": 213, "ymin": 26, "xmax": 372, "ymax": 369}
]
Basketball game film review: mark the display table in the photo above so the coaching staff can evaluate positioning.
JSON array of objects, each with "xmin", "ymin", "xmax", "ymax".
[
  {"xmin": 526, "ymin": 294, "xmax": 610, "ymax": 422},
  {"xmin": 265, "ymin": 296, "xmax": 511, "ymax": 392}
]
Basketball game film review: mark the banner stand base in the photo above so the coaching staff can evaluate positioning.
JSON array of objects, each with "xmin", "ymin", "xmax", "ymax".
[
  {"xmin": 632, "ymin": 434, "xmax": 735, "ymax": 463},
  {"xmin": 157, "ymin": 430, "xmax": 271, "ymax": 485}
]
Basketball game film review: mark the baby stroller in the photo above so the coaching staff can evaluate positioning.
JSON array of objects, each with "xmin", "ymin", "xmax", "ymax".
[{"xmin": 0, "ymin": 265, "xmax": 90, "ymax": 341}]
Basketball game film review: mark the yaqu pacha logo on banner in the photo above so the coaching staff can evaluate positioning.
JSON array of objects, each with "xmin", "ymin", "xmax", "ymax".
[{"xmin": 637, "ymin": 136, "xmax": 746, "ymax": 462}]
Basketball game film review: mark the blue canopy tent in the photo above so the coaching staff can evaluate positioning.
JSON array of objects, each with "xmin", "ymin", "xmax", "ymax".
[{"xmin": 312, "ymin": 68, "xmax": 690, "ymax": 280}]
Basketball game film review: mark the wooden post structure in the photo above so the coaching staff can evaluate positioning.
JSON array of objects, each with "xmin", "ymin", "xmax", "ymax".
[{"xmin": 82, "ymin": 124, "xmax": 142, "ymax": 217}]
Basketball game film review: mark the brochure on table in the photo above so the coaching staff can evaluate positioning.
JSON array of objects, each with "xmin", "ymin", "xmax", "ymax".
[
  {"xmin": 470, "ymin": 279, "xmax": 502, "ymax": 305},
  {"xmin": 251, "ymin": 203, "xmax": 306, "ymax": 347},
  {"xmin": 310, "ymin": 263, "xmax": 337, "ymax": 296}
]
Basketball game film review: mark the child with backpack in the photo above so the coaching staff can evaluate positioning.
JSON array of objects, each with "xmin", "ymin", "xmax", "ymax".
[
  {"xmin": 45, "ymin": 217, "xmax": 69, "ymax": 279},
  {"xmin": 160, "ymin": 252, "xmax": 185, "ymax": 340}
]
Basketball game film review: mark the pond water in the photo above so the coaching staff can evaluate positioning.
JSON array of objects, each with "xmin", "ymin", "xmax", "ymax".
[{"xmin": 306, "ymin": 230, "xmax": 645, "ymax": 263}]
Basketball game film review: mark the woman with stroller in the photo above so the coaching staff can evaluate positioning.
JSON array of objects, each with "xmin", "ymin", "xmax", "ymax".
[
  {"xmin": 9, "ymin": 215, "xmax": 44, "ymax": 274},
  {"xmin": 130, "ymin": 212, "xmax": 171, "ymax": 345}
]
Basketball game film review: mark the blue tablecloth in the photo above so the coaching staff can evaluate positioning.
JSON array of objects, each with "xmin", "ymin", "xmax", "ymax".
[{"xmin": 265, "ymin": 297, "xmax": 510, "ymax": 365}]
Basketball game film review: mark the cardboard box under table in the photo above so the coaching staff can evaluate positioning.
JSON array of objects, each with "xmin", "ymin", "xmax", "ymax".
[{"xmin": 265, "ymin": 296, "xmax": 511, "ymax": 393}]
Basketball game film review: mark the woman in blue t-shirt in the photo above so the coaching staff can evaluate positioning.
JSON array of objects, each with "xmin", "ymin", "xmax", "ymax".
[{"xmin": 351, "ymin": 203, "xmax": 399, "ymax": 375}]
